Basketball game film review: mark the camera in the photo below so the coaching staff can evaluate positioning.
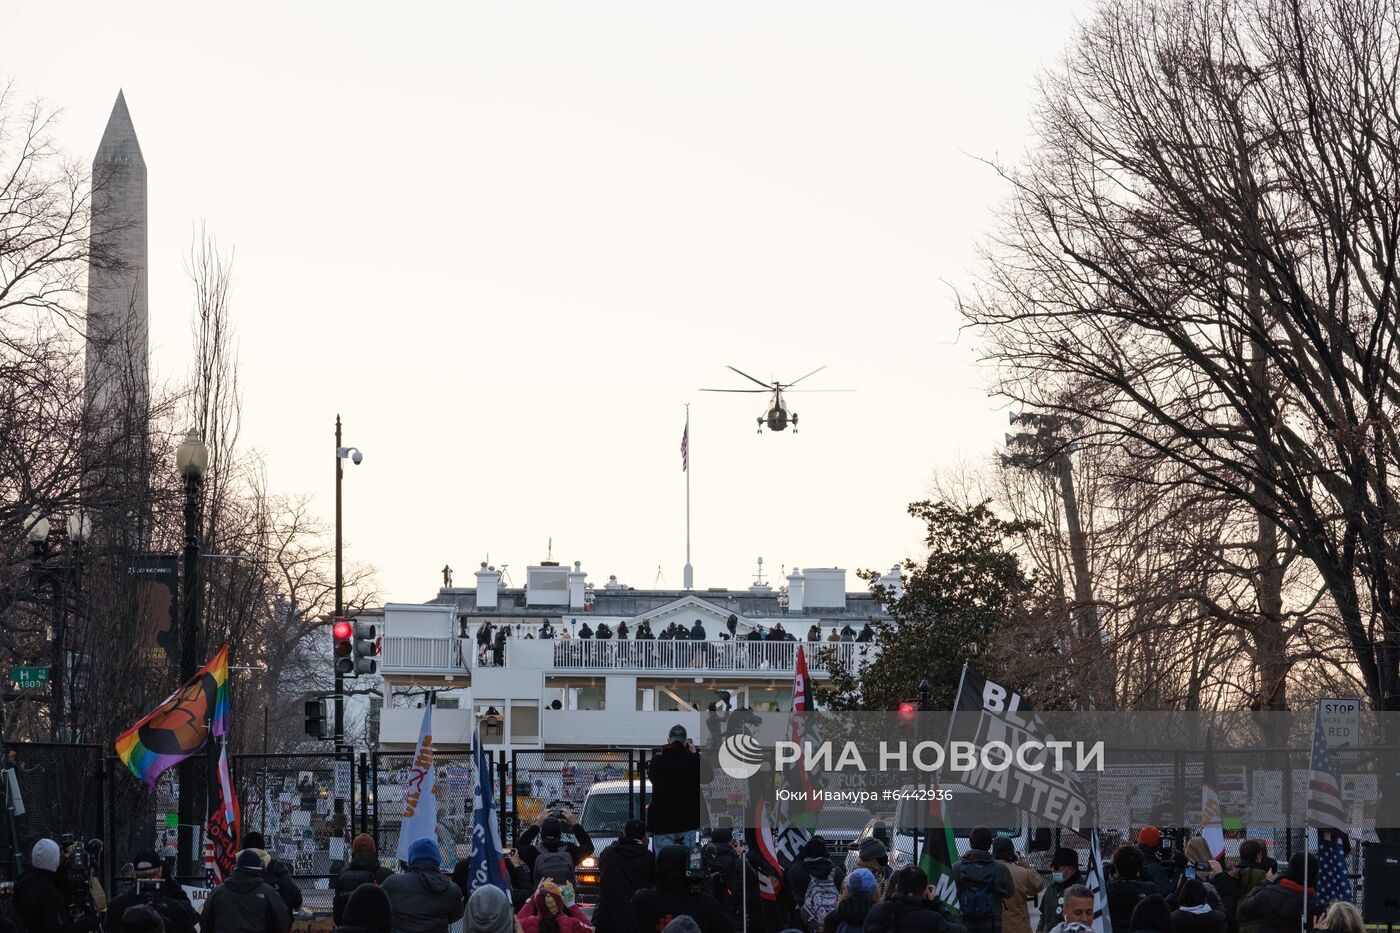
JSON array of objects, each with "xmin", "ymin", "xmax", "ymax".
[
  {"xmin": 686, "ymin": 843, "xmax": 724, "ymax": 897},
  {"xmin": 1193, "ymin": 860, "xmax": 1211, "ymax": 872},
  {"xmin": 59, "ymin": 836, "xmax": 103, "ymax": 913}
]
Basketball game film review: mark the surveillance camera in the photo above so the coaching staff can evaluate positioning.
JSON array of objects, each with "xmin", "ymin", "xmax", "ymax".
[{"xmin": 351, "ymin": 450, "xmax": 363, "ymax": 465}]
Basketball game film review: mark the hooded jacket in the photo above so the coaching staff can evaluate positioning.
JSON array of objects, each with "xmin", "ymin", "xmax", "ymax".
[
  {"xmin": 864, "ymin": 895, "xmax": 970, "ymax": 933},
  {"xmin": 335, "ymin": 852, "xmax": 392, "ymax": 923},
  {"xmin": 1238, "ymin": 879, "xmax": 1311, "ymax": 933},
  {"xmin": 824, "ymin": 893, "xmax": 879, "ymax": 933},
  {"xmin": 516, "ymin": 897, "xmax": 595, "ymax": 933},
  {"xmin": 245, "ymin": 850, "xmax": 303, "ymax": 913},
  {"xmin": 593, "ymin": 838, "xmax": 656, "ymax": 933},
  {"xmin": 200, "ymin": 869, "xmax": 293, "ymax": 933},
  {"xmin": 951, "ymin": 850, "xmax": 1014, "ymax": 933},
  {"xmin": 381, "ymin": 863, "xmax": 465, "ymax": 933},
  {"xmin": 630, "ymin": 846, "xmax": 733, "ymax": 933},
  {"xmin": 784, "ymin": 854, "xmax": 847, "ymax": 908},
  {"xmin": 645, "ymin": 744, "xmax": 713, "ymax": 835},
  {"xmin": 999, "ymin": 860, "xmax": 1044, "ymax": 933}
]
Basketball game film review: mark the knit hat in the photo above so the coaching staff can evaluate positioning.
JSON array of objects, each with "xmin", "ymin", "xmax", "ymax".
[
  {"xmin": 132, "ymin": 850, "xmax": 162, "ymax": 873},
  {"xmin": 1052, "ymin": 847, "xmax": 1080, "ymax": 871},
  {"xmin": 532, "ymin": 880, "xmax": 566, "ymax": 919},
  {"xmin": 804, "ymin": 836, "xmax": 829, "ymax": 858},
  {"xmin": 352, "ymin": 834, "xmax": 377, "ymax": 856},
  {"xmin": 663, "ymin": 917, "xmax": 702, "ymax": 933},
  {"xmin": 242, "ymin": 831, "xmax": 267, "ymax": 850},
  {"xmin": 1128, "ymin": 895, "xmax": 1173, "ymax": 933},
  {"xmin": 346, "ymin": 882, "xmax": 393, "ymax": 933},
  {"xmin": 1136, "ymin": 826, "xmax": 1162, "ymax": 849},
  {"xmin": 31, "ymin": 839, "xmax": 61, "ymax": 872},
  {"xmin": 236, "ymin": 849, "xmax": 264, "ymax": 872},
  {"xmin": 711, "ymin": 828, "xmax": 733, "ymax": 845},
  {"xmin": 466, "ymin": 884, "xmax": 514, "ymax": 933},
  {"xmin": 992, "ymin": 837, "xmax": 1016, "ymax": 862},
  {"xmin": 847, "ymin": 868, "xmax": 878, "ymax": 897},
  {"xmin": 857, "ymin": 837, "xmax": 888, "ymax": 862},
  {"xmin": 407, "ymin": 837, "xmax": 441, "ymax": 867},
  {"xmin": 541, "ymin": 818, "xmax": 563, "ymax": 841},
  {"xmin": 121, "ymin": 905, "xmax": 165, "ymax": 933}
]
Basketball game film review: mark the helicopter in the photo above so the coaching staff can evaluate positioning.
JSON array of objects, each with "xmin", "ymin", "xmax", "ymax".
[{"xmin": 699, "ymin": 365, "xmax": 851, "ymax": 433}]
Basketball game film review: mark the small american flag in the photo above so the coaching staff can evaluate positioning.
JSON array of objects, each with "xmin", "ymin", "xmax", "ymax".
[
  {"xmin": 1308, "ymin": 713, "xmax": 1354, "ymax": 906},
  {"xmin": 681, "ymin": 420, "xmax": 689, "ymax": 472}
]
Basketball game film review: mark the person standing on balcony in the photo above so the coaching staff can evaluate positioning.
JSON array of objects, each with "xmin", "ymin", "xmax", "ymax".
[
  {"xmin": 726, "ymin": 614, "xmax": 738, "ymax": 638},
  {"xmin": 597, "ymin": 623, "xmax": 613, "ymax": 640},
  {"xmin": 826, "ymin": 629, "xmax": 840, "ymax": 643},
  {"xmin": 690, "ymin": 619, "xmax": 706, "ymax": 640},
  {"xmin": 617, "ymin": 621, "xmax": 629, "ymax": 639},
  {"xmin": 806, "ymin": 625, "xmax": 820, "ymax": 642},
  {"xmin": 579, "ymin": 622, "xmax": 594, "ymax": 639},
  {"xmin": 646, "ymin": 725, "xmax": 713, "ymax": 851},
  {"xmin": 541, "ymin": 620, "xmax": 556, "ymax": 639},
  {"xmin": 636, "ymin": 621, "xmax": 653, "ymax": 639},
  {"xmin": 857, "ymin": 623, "xmax": 875, "ymax": 643},
  {"xmin": 476, "ymin": 621, "xmax": 494, "ymax": 665},
  {"xmin": 493, "ymin": 625, "xmax": 508, "ymax": 667}
]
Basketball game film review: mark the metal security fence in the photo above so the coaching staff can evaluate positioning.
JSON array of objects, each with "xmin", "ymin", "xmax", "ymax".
[
  {"xmin": 507, "ymin": 749, "xmax": 648, "ymax": 844},
  {"xmin": 371, "ymin": 750, "xmax": 486, "ymax": 869},
  {"xmin": 0, "ymin": 742, "xmax": 105, "ymax": 881}
]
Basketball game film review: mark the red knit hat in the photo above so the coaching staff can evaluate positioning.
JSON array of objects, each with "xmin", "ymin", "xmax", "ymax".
[
  {"xmin": 1137, "ymin": 826, "xmax": 1162, "ymax": 848},
  {"xmin": 352, "ymin": 833, "xmax": 377, "ymax": 855}
]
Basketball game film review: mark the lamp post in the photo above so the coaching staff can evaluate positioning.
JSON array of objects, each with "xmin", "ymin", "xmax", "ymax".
[
  {"xmin": 175, "ymin": 428, "xmax": 208, "ymax": 881},
  {"xmin": 27, "ymin": 511, "xmax": 89, "ymax": 741}
]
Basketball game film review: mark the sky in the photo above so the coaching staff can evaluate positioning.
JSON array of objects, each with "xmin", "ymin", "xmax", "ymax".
[{"xmin": 4, "ymin": 0, "xmax": 1093, "ymax": 604}]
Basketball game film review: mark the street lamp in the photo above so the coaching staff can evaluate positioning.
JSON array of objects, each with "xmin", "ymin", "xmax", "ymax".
[
  {"xmin": 334, "ymin": 416, "xmax": 363, "ymax": 747},
  {"xmin": 175, "ymin": 428, "xmax": 208, "ymax": 881}
]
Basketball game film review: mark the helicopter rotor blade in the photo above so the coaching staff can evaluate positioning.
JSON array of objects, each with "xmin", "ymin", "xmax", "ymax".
[
  {"xmin": 699, "ymin": 388, "xmax": 769, "ymax": 393},
  {"xmin": 780, "ymin": 389, "xmax": 855, "ymax": 393},
  {"xmin": 782, "ymin": 365, "xmax": 828, "ymax": 388},
  {"xmin": 726, "ymin": 365, "xmax": 776, "ymax": 389}
]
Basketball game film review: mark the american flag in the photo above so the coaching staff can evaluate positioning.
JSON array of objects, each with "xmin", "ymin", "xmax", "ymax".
[
  {"xmin": 681, "ymin": 420, "xmax": 689, "ymax": 472},
  {"xmin": 1308, "ymin": 713, "xmax": 1354, "ymax": 906}
]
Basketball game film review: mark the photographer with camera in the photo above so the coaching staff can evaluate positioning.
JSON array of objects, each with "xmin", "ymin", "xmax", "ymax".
[
  {"xmin": 864, "ymin": 866, "xmax": 968, "ymax": 933},
  {"xmin": 102, "ymin": 852, "xmax": 196, "ymax": 933},
  {"xmin": 646, "ymin": 727, "xmax": 713, "ymax": 854},
  {"xmin": 630, "ymin": 845, "xmax": 731, "ymax": 933},
  {"xmin": 1134, "ymin": 830, "xmax": 1174, "ymax": 896},
  {"xmin": 15, "ymin": 840, "xmax": 100, "ymax": 933},
  {"xmin": 519, "ymin": 810, "xmax": 595, "ymax": 890}
]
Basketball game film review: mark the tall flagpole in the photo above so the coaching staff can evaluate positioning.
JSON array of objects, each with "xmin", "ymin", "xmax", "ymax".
[{"xmin": 683, "ymin": 404, "xmax": 693, "ymax": 590}]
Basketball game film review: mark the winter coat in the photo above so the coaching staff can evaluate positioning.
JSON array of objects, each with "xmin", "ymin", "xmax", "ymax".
[
  {"xmin": 104, "ymin": 880, "xmax": 199, "ymax": 933},
  {"xmin": 1107, "ymin": 880, "xmax": 1161, "ymax": 933},
  {"xmin": 1232, "ymin": 865, "xmax": 1270, "ymax": 933},
  {"xmin": 1238, "ymin": 879, "xmax": 1311, "ymax": 933},
  {"xmin": 259, "ymin": 856, "xmax": 304, "ymax": 912},
  {"xmin": 1000, "ymin": 863, "xmax": 1044, "ymax": 933},
  {"xmin": 864, "ymin": 895, "xmax": 970, "ymax": 933},
  {"xmin": 701, "ymin": 844, "xmax": 747, "ymax": 931},
  {"xmin": 518, "ymin": 824, "xmax": 596, "ymax": 885},
  {"xmin": 630, "ymin": 846, "xmax": 733, "ymax": 933},
  {"xmin": 380, "ymin": 863, "xmax": 465, "ymax": 933},
  {"xmin": 824, "ymin": 894, "xmax": 879, "ymax": 933},
  {"xmin": 200, "ymin": 869, "xmax": 293, "ymax": 933},
  {"xmin": 516, "ymin": 899, "xmax": 594, "ymax": 933},
  {"xmin": 951, "ymin": 850, "xmax": 1014, "ymax": 933},
  {"xmin": 334, "ymin": 852, "xmax": 392, "ymax": 923},
  {"xmin": 1140, "ymin": 856, "xmax": 1174, "ymax": 896},
  {"xmin": 645, "ymin": 743, "xmax": 714, "ymax": 834},
  {"xmin": 785, "ymin": 855, "xmax": 847, "ymax": 908},
  {"xmin": 15, "ymin": 870, "xmax": 98, "ymax": 933},
  {"xmin": 592, "ymin": 838, "xmax": 656, "ymax": 933},
  {"xmin": 1171, "ymin": 907, "xmax": 1228, "ymax": 933},
  {"xmin": 1037, "ymin": 873, "xmax": 1085, "ymax": 932},
  {"xmin": 451, "ymin": 858, "xmax": 533, "ymax": 912}
]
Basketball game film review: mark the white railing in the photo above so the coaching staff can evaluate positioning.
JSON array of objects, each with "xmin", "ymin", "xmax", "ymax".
[
  {"xmin": 381, "ymin": 634, "xmax": 874, "ymax": 677},
  {"xmin": 380, "ymin": 635, "xmax": 459, "ymax": 672}
]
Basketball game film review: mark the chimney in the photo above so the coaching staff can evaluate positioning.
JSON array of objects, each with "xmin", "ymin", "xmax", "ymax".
[
  {"xmin": 475, "ymin": 563, "xmax": 501, "ymax": 610},
  {"xmin": 787, "ymin": 568, "xmax": 805, "ymax": 613},
  {"xmin": 877, "ymin": 564, "xmax": 904, "ymax": 602},
  {"xmin": 568, "ymin": 560, "xmax": 587, "ymax": 610}
]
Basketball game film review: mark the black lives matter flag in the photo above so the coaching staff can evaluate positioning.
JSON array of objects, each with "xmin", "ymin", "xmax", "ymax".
[{"xmin": 950, "ymin": 667, "xmax": 1109, "ymax": 933}]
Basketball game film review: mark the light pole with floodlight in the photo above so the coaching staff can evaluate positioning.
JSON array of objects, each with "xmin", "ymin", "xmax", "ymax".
[{"xmin": 175, "ymin": 428, "xmax": 208, "ymax": 881}]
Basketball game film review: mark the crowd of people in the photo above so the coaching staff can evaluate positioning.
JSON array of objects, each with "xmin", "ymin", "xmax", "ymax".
[{"xmin": 466, "ymin": 618, "xmax": 878, "ymax": 667}]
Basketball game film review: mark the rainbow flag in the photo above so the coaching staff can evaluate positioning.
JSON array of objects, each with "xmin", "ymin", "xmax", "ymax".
[{"xmin": 115, "ymin": 642, "xmax": 231, "ymax": 787}]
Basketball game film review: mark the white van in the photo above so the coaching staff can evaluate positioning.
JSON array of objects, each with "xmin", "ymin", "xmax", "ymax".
[{"xmin": 575, "ymin": 779, "xmax": 651, "ymax": 905}]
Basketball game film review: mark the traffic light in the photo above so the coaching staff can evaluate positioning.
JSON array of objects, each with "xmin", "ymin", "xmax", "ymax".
[
  {"xmin": 349, "ymin": 621, "xmax": 378, "ymax": 676},
  {"xmin": 898, "ymin": 700, "xmax": 917, "ymax": 722},
  {"xmin": 333, "ymin": 619, "xmax": 353, "ymax": 674},
  {"xmin": 304, "ymin": 697, "xmax": 328, "ymax": 738}
]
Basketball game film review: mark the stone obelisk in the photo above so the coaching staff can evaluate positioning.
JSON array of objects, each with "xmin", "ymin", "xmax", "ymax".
[
  {"xmin": 87, "ymin": 90, "xmax": 148, "ymax": 420},
  {"xmin": 86, "ymin": 91, "xmax": 149, "ymax": 544}
]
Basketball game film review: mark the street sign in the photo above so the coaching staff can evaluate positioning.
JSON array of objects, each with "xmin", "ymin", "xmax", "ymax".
[
  {"xmin": 9, "ymin": 667, "xmax": 49, "ymax": 688},
  {"xmin": 1318, "ymin": 697, "xmax": 1361, "ymax": 747}
]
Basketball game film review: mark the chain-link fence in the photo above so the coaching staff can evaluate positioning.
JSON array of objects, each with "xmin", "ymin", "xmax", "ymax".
[
  {"xmin": 508, "ymin": 749, "xmax": 647, "ymax": 844},
  {"xmin": 0, "ymin": 742, "xmax": 104, "ymax": 881},
  {"xmin": 371, "ymin": 750, "xmax": 485, "ymax": 870}
]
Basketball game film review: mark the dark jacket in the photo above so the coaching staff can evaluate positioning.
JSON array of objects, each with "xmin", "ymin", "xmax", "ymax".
[
  {"xmin": 593, "ymin": 838, "xmax": 657, "ymax": 933},
  {"xmin": 1037, "ymin": 872, "xmax": 1084, "ymax": 932},
  {"xmin": 1140, "ymin": 854, "xmax": 1173, "ymax": 896},
  {"xmin": 631, "ymin": 846, "xmax": 733, "ymax": 933},
  {"xmin": 104, "ymin": 880, "xmax": 199, "ymax": 933},
  {"xmin": 646, "ymin": 743, "xmax": 714, "ymax": 834},
  {"xmin": 15, "ymin": 870, "xmax": 97, "ymax": 933},
  {"xmin": 785, "ymin": 855, "xmax": 847, "ymax": 908},
  {"xmin": 865, "ymin": 895, "xmax": 970, "ymax": 933},
  {"xmin": 1238, "ymin": 879, "xmax": 1310, "ymax": 933},
  {"xmin": 261, "ymin": 857, "xmax": 304, "ymax": 912},
  {"xmin": 702, "ymin": 844, "xmax": 748, "ymax": 931},
  {"xmin": 951, "ymin": 850, "xmax": 1014, "ymax": 933},
  {"xmin": 1171, "ymin": 908, "xmax": 1228, "ymax": 933},
  {"xmin": 450, "ymin": 856, "xmax": 532, "ymax": 911},
  {"xmin": 200, "ymin": 869, "xmax": 293, "ymax": 933},
  {"xmin": 1107, "ymin": 880, "xmax": 1162, "ymax": 933},
  {"xmin": 518, "ymin": 824, "xmax": 596, "ymax": 881},
  {"xmin": 334, "ymin": 853, "xmax": 391, "ymax": 924},
  {"xmin": 1232, "ymin": 865, "xmax": 1270, "ymax": 933},
  {"xmin": 825, "ymin": 894, "xmax": 879, "ymax": 933},
  {"xmin": 379, "ymin": 863, "xmax": 465, "ymax": 933}
]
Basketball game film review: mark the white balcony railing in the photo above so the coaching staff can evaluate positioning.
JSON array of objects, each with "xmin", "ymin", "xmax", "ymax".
[{"xmin": 379, "ymin": 633, "xmax": 872, "ymax": 677}]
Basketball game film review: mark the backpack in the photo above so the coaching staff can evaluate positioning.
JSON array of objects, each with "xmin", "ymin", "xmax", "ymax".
[
  {"xmin": 533, "ymin": 844, "xmax": 577, "ymax": 889},
  {"xmin": 957, "ymin": 863, "xmax": 997, "ymax": 920},
  {"xmin": 801, "ymin": 874, "xmax": 840, "ymax": 932}
]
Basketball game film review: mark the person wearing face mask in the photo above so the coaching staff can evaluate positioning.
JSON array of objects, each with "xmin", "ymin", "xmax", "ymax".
[{"xmin": 1037, "ymin": 849, "xmax": 1084, "ymax": 932}]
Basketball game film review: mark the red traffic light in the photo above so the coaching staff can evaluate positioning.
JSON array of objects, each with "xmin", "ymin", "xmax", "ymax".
[
  {"xmin": 898, "ymin": 701, "xmax": 917, "ymax": 722},
  {"xmin": 333, "ymin": 620, "xmax": 352, "ymax": 640}
]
